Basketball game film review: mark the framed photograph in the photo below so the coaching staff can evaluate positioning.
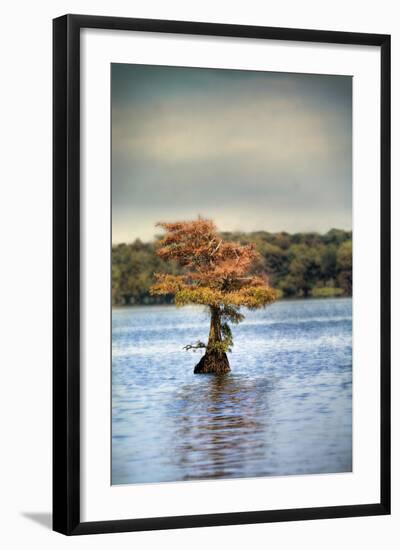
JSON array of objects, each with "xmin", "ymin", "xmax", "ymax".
[{"xmin": 53, "ymin": 14, "xmax": 390, "ymax": 535}]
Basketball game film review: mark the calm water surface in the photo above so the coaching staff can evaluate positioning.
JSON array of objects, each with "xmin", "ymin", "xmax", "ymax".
[{"xmin": 112, "ymin": 298, "xmax": 352, "ymax": 484}]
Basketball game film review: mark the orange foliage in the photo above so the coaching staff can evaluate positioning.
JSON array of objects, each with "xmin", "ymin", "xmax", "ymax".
[{"xmin": 150, "ymin": 219, "xmax": 277, "ymax": 309}]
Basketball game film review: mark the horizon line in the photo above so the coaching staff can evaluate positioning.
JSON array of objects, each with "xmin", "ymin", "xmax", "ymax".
[{"xmin": 112, "ymin": 226, "xmax": 352, "ymax": 246}]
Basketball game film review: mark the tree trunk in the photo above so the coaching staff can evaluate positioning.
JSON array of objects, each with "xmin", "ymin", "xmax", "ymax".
[{"xmin": 194, "ymin": 306, "xmax": 231, "ymax": 374}]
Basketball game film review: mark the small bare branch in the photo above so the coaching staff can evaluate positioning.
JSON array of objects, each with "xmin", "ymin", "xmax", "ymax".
[{"xmin": 183, "ymin": 341, "xmax": 207, "ymax": 352}]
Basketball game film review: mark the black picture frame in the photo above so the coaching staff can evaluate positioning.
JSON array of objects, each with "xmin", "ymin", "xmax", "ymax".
[{"xmin": 53, "ymin": 14, "xmax": 391, "ymax": 536}]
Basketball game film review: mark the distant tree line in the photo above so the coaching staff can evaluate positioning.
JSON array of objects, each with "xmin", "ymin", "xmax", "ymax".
[{"xmin": 112, "ymin": 228, "xmax": 352, "ymax": 305}]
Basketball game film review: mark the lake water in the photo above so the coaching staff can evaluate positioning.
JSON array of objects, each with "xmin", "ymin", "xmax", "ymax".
[{"xmin": 112, "ymin": 298, "xmax": 352, "ymax": 485}]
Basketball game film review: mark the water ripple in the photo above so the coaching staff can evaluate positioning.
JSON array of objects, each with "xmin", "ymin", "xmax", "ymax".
[{"xmin": 112, "ymin": 298, "xmax": 352, "ymax": 484}]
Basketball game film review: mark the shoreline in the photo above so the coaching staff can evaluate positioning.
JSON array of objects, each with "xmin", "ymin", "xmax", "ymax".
[{"xmin": 112, "ymin": 295, "xmax": 352, "ymax": 310}]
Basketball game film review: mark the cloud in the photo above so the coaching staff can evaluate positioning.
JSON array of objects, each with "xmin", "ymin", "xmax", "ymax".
[
  {"xmin": 111, "ymin": 65, "xmax": 352, "ymax": 242},
  {"xmin": 113, "ymin": 92, "xmax": 348, "ymax": 166}
]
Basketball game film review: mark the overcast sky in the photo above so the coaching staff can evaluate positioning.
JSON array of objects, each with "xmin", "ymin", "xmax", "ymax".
[{"xmin": 112, "ymin": 63, "xmax": 352, "ymax": 244}]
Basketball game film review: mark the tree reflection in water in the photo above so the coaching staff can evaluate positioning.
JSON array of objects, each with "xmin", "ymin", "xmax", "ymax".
[{"xmin": 170, "ymin": 374, "xmax": 274, "ymax": 480}]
